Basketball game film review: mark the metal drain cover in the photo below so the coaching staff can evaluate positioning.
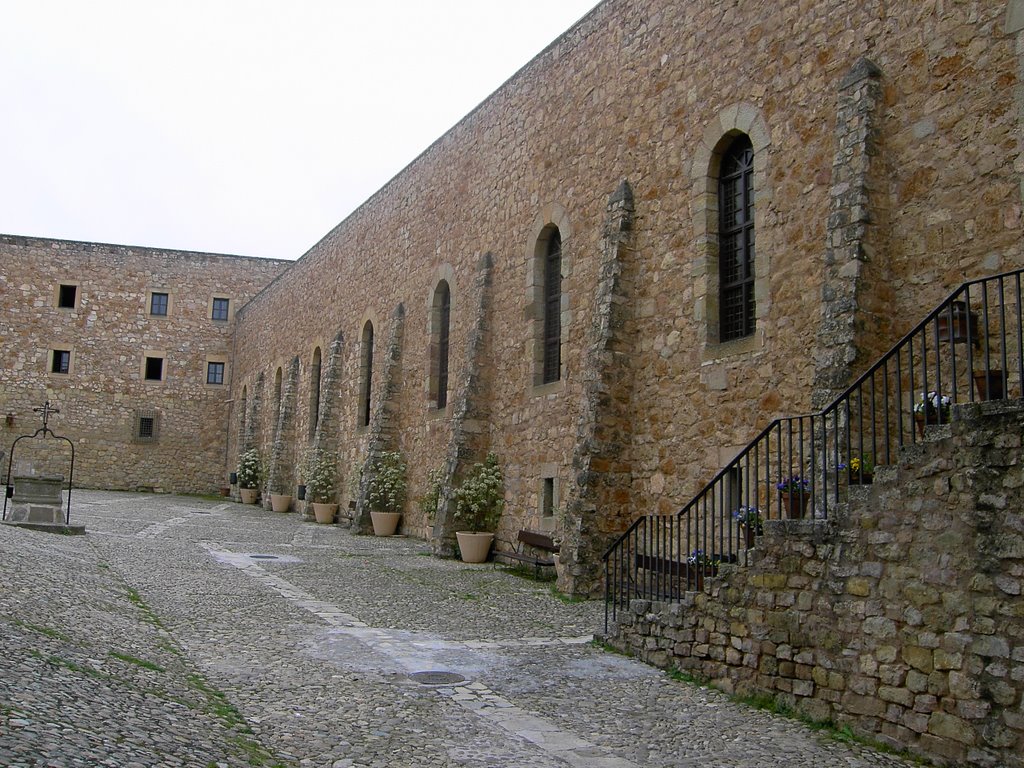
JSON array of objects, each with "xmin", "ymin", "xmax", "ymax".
[
  {"xmin": 248, "ymin": 554, "xmax": 279, "ymax": 560},
  {"xmin": 410, "ymin": 671, "xmax": 466, "ymax": 686}
]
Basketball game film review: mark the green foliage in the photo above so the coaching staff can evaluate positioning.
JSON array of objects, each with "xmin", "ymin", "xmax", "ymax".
[
  {"xmin": 303, "ymin": 449, "xmax": 338, "ymax": 504},
  {"xmin": 367, "ymin": 451, "xmax": 407, "ymax": 513},
  {"xmin": 236, "ymin": 448, "xmax": 263, "ymax": 489},
  {"xmin": 452, "ymin": 453, "xmax": 504, "ymax": 532},
  {"xmin": 418, "ymin": 466, "xmax": 445, "ymax": 521},
  {"xmin": 109, "ymin": 651, "xmax": 165, "ymax": 673}
]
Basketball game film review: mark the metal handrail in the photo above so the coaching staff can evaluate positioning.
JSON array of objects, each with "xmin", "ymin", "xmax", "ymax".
[{"xmin": 605, "ymin": 269, "xmax": 1024, "ymax": 630}]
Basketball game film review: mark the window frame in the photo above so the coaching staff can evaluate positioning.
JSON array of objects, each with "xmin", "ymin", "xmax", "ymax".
[
  {"xmin": 211, "ymin": 297, "xmax": 230, "ymax": 322},
  {"xmin": 56, "ymin": 283, "xmax": 79, "ymax": 310},
  {"xmin": 358, "ymin": 321, "xmax": 374, "ymax": 428},
  {"xmin": 718, "ymin": 135, "xmax": 756, "ymax": 342},
  {"xmin": 142, "ymin": 353, "xmax": 166, "ymax": 382},
  {"xmin": 207, "ymin": 361, "xmax": 226, "ymax": 385},
  {"xmin": 50, "ymin": 349, "xmax": 72, "ymax": 375}
]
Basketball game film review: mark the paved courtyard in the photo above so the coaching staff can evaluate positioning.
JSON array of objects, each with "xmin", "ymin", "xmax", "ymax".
[{"xmin": 0, "ymin": 491, "xmax": 922, "ymax": 767}]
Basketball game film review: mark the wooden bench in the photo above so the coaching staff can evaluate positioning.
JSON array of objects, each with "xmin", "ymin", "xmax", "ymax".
[{"xmin": 494, "ymin": 530, "xmax": 560, "ymax": 578}]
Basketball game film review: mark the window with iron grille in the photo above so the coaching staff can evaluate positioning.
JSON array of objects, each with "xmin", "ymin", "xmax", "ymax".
[
  {"xmin": 135, "ymin": 409, "xmax": 159, "ymax": 443},
  {"xmin": 150, "ymin": 292, "xmax": 169, "ymax": 316},
  {"xmin": 718, "ymin": 135, "xmax": 755, "ymax": 342},
  {"xmin": 207, "ymin": 361, "xmax": 225, "ymax": 385},
  {"xmin": 542, "ymin": 229, "xmax": 562, "ymax": 383},
  {"xmin": 211, "ymin": 297, "xmax": 229, "ymax": 321},
  {"xmin": 437, "ymin": 282, "xmax": 451, "ymax": 409},
  {"xmin": 51, "ymin": 350, "xmax": 71, "ymax": 374}
]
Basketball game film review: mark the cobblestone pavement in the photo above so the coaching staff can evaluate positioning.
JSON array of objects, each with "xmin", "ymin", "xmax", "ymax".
[{"xmin": 0, "ymin": 491, "xmax": 923, "ymax": 767}]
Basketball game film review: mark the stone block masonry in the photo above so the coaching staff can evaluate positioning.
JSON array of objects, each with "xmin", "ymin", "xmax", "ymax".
[
  {"xmin": 610, "ymin": 402, "xmax": 1024, "ymax": 768},
  {"xmin": 0, "ymin": 235, "xmax": 289, "ymax": 493}
]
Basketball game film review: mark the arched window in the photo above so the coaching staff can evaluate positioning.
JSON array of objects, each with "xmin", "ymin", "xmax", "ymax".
[
  {"xmin": 359, "ymin": 321, "xmax": 374, "ymax": 427},
  {"xmin": 308, "ymin": 347, "xmax": 322, "ymax": 439},
  {"xmin": 542, "ymin": 228, "xmax": 562, "ymax": 383},
  {"xmin": 431, "ymin": 281, "xmax": 451, "ymax": 409},
  {"xmin": 718, "ymin": 134, "xmax": 755, "ymax": 341}
]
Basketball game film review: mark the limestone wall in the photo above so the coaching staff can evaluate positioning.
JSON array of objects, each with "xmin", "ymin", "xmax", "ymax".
[
  {"xmin": 229, "ymin": 0, "xmax": 1022, "ymax": 588},
  {"xmin": 0, "ymin": 235, "xmax": 288, "ymax": 493},
  {"xmin": 610, "ymin": 402, "xmax": 1024, "ymax": 767}
]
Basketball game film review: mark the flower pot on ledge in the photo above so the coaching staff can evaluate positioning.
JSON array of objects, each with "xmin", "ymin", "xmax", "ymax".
[
  {"xmin": 780, "ymin": 491, "xmax": 808, "ymax": 519},
  {"xmin": 973, "ymin": 370, "xmax": 1005, "ymax": 401}
]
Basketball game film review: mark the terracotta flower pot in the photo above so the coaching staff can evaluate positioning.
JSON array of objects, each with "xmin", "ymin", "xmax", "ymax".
[
  {"xmin": 270, "ymin": 494, "xmax": 292, "ymax": 513},
  {"xmin": 370, "ymin": 510, "xmax": 401, "ymax": 536},
  {"xmin": 973, "ymin": 371, "xmax": 1005, "ymax": 401},
  {"xmin": 239, "ymin": 488, "xmax": 258, "ymax": 504},
  {"xmin": 455, "ymin": 531, "xmax": 494, "ymax": 563},
  {"xmin": 312, "ymin": 502, "xmax": 337, "ymax": 524},
  {"xmin": 780, "ymin": 491, "xmax": 808, "ymax": 519}
]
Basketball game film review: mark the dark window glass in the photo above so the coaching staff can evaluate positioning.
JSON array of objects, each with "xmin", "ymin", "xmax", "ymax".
[
  {"xmin": 150, "ymin": 292, "xmax": 169, "ymax": 316},
  {"xmin": 138, "ymin": 417, "xmax": 155, "ymax": 439},
  {"xmin": 58, "ymin": 284, "xmax": 77, "ymax": 309},
  {"xmin": 543, "ymin": 477, "xmax": 555, "ymax": 517},
  {"xmin": 212, "ymin": 297, "xmax": 230, "ymax": 321},
  {"xmin": 207, "ymin": 362, "xmax": 225, "ymax": 385},
  {"xmin": 145, "ymin": 357, "xmax": 164, "ymax": 381},
  {"xmin": 542, "ymin": 229, "xmax": 562, "ymax": 384},
  {"xmin": 719, "ymin": 135, "xmax": 755, "ymax": 341},
  {"xmin": 437, "ymin": 283, "xmax": 450, "ymax": 409},
  {"xmin": 51, "ymin": 350, "xmax": 71, "ymax": 374},
  {"xmin": 361, "ymin": 323, "xmax": 374, "ymax": 427}
]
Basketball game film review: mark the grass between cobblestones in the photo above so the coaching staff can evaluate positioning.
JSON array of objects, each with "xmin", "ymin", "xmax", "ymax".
[{"xmin": 663, "ymin": 666, "xmax": 931, "ymax": 766}]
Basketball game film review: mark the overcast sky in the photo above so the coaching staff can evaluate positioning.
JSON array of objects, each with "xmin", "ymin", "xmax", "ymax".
[{"xmin": 0, "ymin": 1, "xmax": 598, "ymax": 260}]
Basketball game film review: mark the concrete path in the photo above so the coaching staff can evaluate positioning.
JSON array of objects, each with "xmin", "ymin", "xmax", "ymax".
[{"xmin": 0, "ymin": 491, "xmax": 921, "ymax": 767}]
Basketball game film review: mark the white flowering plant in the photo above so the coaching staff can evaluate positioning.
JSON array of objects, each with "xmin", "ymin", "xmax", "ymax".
[
  {"xmin": 367, "ymin": 451, "xmax": 407, "ymax": 513},
  {"xmin": 304, "ymin": 449, "xmax": 338, "ymax": 504},
  {"xmin": 451, "ymin": 453, "xmax": 504, "ymax": 533},
  {"xmin": 418, "ymin": 467, "xmax": 445, "ymax": 522},
  {"xmin": 913, "ymin": 391, "xmax": 951, "ymax": 419},
  {"xmin": 236, "ymin": 448, "xmax": 264, "ymax": 489}
]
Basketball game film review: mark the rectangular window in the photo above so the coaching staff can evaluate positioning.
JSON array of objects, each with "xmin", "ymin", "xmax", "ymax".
[
  {"xmin": 57, "ymin": 284, "xmax": 77, "ymax": 309},
  {"xmin": 134, "ymin": 409, "xmax": 159, "ymax": 443},
  {"xmin": 207, "ymin": 361, "xmax": 225, "ymax": 385},
  {"xmin": 150, "ymin": 292, "xmax": 169, "ymax": 316},
  {"xmin": 542, "ymin": 477, "xmax": 555, "ymax": 518},
  {"xmin": 51, "ymin": 350, "xmax": 71, "ymax": 374},
  {"xmin": 211, "ymin": 297, "xmax": 230, "ymax": 321},
  {"xmin": 145, "ymin": 356, "xmax": 164, "ymax": 381}
]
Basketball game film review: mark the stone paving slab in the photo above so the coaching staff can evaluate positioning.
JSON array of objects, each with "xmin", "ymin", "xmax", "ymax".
[{"xmin": 1, "ymin": 491, "xmax": 924, "ymax": 767}]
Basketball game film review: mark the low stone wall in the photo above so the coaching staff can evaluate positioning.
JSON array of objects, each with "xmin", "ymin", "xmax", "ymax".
[{"xmin": 609, "ymin": 403, "xmax": 1024, "ymax": 768}]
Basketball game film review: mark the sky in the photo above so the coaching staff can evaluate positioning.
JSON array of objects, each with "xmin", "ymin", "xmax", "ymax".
[{"xmin": 0, "ymin": 1, "xmax": 598, "ymax": 260}]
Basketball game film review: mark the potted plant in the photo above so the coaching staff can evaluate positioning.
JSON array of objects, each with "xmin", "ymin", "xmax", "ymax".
[
  {"xmin": 973, "ymin": 369, "xmax": 1005, "ymax": 401},
  {"xmin": 305, "ymin": 449, "xmax": 338, "ymax": 524},
  {"xmin": 840, "ymin": 455, "xmax": 874, "ymax": 485},
  {"xmin": 268, "ymin": 472, "xmax": 292, "ymax": 513},
  {"xmin": 913, "ymin": 391, "xmax": 951, "ymax": 436},
  {"xmin": 451, "ymin": 453, "xmax": 503, "ymax": 563},
  {"xmin": 686, "ymin": 549, "xmax": 720, "ymax": 591},
  {"xmin": 236, "ymin": 448, "xmax": 262, "ymax": 504},
  {"xmin": 367, "ymin": 451, "xmax": 407, "ymax": 535},
  {"xmin": 732, "ymin": 505, "xmax": 763, "ymax": 548},
  {"xmin": 776, "ymin": 474, "xmax": 810, "ymax": 519}
]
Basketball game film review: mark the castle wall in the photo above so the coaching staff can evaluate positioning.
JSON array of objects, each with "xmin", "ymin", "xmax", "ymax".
[
  {"xmin": 0, "ymin": 235, "xmax": 288, "ymax": 493},
  {"xmin": 229, "ymin": 0, "xmax": 1022, "ymax": 585}
]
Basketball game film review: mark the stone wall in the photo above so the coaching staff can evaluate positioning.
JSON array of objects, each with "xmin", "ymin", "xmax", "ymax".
[
  {"xmin": 228, "ymin": 0, "xmax": 1022, "ymax": 591},
  {"xmin": 609, "ymin": 401, "xmax": 1024, "ymax": 767},
  {"xmin": 0, "ymin": 235, "xmax": 288, "ymax": 493}
]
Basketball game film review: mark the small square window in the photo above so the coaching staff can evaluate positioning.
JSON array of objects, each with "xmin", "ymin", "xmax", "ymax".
[
  {"xmin": 150, "ymin": 292, "xmax": 169, "ymax": 316},
  {"xmin": 57, "ymin": 284, "xmax": 77, "ymax": 309},
  {"xmin": 51, "ymin": 350, "xmax": 71, "ymax": 374},
  {"xmin": 211, "ymin": 297, "xmax": 230, "ymax": 321},
  {"xmin": 145, "ymin": 356, "xmax": 164, "ymax": 381},
  {"xmin": 134, "ymin": 409, "xmax": 159, "ymax": 443},
  {"xmin": 207, "ymin": 361, "xmax": 225, "ymax": 385}
]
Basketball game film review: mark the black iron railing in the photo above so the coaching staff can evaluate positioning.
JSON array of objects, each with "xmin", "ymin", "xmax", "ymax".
[{"xmin": 604, "ymin": 269, "xmax": 1024, "ymax": 630}]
